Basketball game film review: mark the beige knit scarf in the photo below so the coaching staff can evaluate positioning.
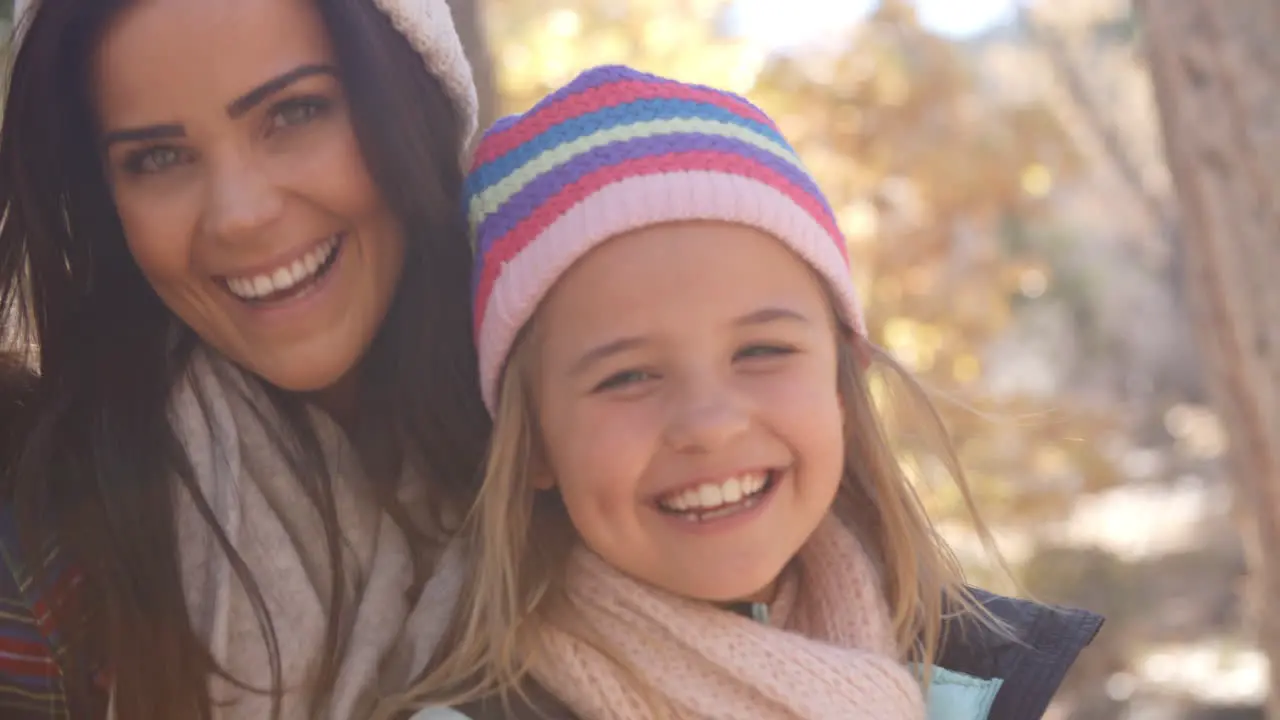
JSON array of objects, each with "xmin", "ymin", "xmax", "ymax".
[
  {"xmin": 134, "ymin": 348, "xmax": 466, "ymax": 719},
  {"xmin": 531, "ymin": 516, "xmax": 926, "ymax": 719}
]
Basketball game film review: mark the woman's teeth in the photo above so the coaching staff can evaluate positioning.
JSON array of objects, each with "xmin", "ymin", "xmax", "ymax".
[
  {"xmin": 225, "ymin": 234, "xmax": 341, "ymax": 301},
  {"xmin": 657, "ymin": 472, "xmax": 772, "ymax": 519}
]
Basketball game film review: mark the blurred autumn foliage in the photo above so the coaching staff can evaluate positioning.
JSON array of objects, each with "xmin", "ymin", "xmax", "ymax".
[{"xmin": 443, "ymin": 0, "xmax": 1270, "ymax": 715}]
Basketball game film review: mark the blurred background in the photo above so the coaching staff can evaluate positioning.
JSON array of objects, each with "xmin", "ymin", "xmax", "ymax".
[
  {"xmin": 6, "ymin": 0, "xmax": 1280, "ymax": 717},
  {"xmin": 436, "ymin": 1, "xmax": 1278, "ymax": 717}
]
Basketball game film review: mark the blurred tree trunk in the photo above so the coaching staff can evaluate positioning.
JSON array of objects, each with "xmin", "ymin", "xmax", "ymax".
[
  {"xmin": 445, "ymin": 0, "xmax": 501, "ymax": 135},
  {"xmin": 1140, "ymin": 0, "xmax": 1280, "ymax": 712}
]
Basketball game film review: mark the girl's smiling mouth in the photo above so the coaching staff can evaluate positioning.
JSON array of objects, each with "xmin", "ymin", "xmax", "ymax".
[{"xmin": 654, "ymin": 468, "xmax": 784, "ymax": 523}]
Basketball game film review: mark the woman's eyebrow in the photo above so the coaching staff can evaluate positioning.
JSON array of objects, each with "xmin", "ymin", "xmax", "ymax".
[
  {"xmin": 226, "ymin": 63, "xmax": 338, "ymax": 118},
  {"xmin": 102, "ymin": 123, "xmax": 185, "ymax": 148}
]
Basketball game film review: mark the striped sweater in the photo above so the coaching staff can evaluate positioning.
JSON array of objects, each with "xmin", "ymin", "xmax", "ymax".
[{"xmin": 0, "ymin": 505, "xmax": 81, "ymax": 719}]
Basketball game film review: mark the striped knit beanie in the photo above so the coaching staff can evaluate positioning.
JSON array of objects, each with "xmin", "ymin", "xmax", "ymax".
[{"xmin": 466, "ymin": 65, "xmax": 862, "ymax": 412}]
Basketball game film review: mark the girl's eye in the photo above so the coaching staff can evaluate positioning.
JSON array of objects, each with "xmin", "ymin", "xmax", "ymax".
[
  {"xmin": 268, "ymin": 96, "xmax": 331, "ymax": 132},
  {"xmin": 593, "ymin": 369, "xmax": 655, "ymax": 393},
  {"xmin": 735, "ymin": 344, "xmax": 795, "ymax": 361},
  {"xmin": 123, "ymin": 146, "xmax": 192, "ymax": 175}
]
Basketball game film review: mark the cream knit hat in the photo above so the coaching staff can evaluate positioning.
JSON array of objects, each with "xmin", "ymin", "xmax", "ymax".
[{"xmin": 372, "ymin": 0, "xmax": 480, "ymax": 142}]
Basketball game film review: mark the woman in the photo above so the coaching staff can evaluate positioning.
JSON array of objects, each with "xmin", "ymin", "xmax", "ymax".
[
  {"xmin": 0, "ymin": 351, "xmax": 35, "ymax": 478},
  {"xmin": 0, "ymin": 0, "xmax": 490, "ymax": 717}
]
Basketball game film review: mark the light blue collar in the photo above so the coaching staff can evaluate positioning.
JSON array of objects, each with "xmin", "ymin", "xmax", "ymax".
[
  {"xmin": 739, "ymin": 601, "xmax": 1001, "ymax": 719},
  {"xmin": 926, "ymin": 665, "xmax": 1003, "ymax": 720},
  {"xmin": 742, "ymin": 601, "xmax": 1001, "ymax": 719}
]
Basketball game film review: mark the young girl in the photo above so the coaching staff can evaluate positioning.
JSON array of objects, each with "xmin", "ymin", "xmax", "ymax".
[{"xmin": 390, "ymin": 65, "xmax": 1102, "ymax": 720}]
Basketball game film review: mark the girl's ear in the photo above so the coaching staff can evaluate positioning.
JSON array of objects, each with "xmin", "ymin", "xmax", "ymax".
[
  {"xmin": 529, "ymin": 444, "xmax": 557, "ymax": 490},
  {"xmin": 849, "ymin": 329, "xmax": 872, "ymax": 369},
  {"xmin": 531, "ymin": 470, "xmax": 557, "ymax": 491}
]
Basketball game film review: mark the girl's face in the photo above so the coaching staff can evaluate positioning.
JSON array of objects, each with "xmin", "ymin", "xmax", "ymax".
[
  {"xmin": 93, "ymin": 0, "xmax": 405, "ymax": 397},
  {"xmin": 534, "ymin": 221, "xmax": 846, "ymax": 603}
]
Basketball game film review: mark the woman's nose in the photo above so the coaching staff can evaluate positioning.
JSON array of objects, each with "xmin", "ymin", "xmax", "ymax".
[{"xmin": 201, "ymin": 152, "xmax": 285, "ymax": 244}]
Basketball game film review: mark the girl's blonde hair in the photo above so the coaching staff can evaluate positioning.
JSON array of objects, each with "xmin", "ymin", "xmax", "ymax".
[{"xmin": 384, "ymin": 322, "xmax": 1007, "ymax": 717}]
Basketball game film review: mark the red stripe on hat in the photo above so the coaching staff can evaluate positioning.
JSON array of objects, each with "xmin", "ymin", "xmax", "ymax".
[{"xmin": 472, "ymin": 80, "xmax": 778, "ymax": 168}]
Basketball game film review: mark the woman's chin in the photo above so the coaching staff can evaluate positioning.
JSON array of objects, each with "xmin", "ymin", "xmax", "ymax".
[{"xmin": 233, "ymin": 348, "xmax": 363, "ymax": 401}]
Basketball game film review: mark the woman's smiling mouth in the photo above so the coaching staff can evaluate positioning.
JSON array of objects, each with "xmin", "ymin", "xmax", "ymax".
[{"xmin": 222, "ymin": 232, "xmax": 345, "ymax": 304}]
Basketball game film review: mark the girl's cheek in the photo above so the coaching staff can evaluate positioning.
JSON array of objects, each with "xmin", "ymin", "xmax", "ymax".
[{"xmin": 753, "ymin": 363, "xmax": 834, "ymax": 407}]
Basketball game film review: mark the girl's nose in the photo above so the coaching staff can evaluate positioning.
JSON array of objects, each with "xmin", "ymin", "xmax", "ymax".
[{"xmin": 662, "ymin": 381, "xmax": 751, "ymax": 454}]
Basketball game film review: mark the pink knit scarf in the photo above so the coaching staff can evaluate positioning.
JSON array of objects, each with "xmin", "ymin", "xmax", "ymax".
[{"xmin": 530, "ymin": 517, "xmax": 926, "ymax": 719}]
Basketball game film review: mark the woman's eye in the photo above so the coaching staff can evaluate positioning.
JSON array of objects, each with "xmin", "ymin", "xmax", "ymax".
[
  {"xmin": 268, "ymin": 97, "xmax": 331, "ymax": 132},
  {"xmin": 593, "ymin": 369, "xmax": 654, "ymax": 393},
  {"xmin": 124, "ymin": 146, "xmax": 191, "ymax": 175},
  {"xmin": 735, "ymin": 344, "xmax": 795, "ymax": 361}
]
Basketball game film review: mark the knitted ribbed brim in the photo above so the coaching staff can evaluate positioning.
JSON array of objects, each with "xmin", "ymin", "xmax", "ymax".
[{"xmin": 372, "ymin": 0, "xmax": 479, "ymax": 142}]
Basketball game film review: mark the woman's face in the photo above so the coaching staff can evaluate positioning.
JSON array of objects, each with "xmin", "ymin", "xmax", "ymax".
[{"xmin": 94, "ymin": 0, "xmax": 405, "ymax": 394}]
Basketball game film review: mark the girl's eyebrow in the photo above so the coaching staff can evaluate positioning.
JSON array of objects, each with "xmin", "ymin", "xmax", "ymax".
[
  {"xmin": 567, "ymin": 307, "xmax": 809, "ymax": 378},
  {"xmin": 569, "ymin": 336, "xmax": 646, "ymax": 378},
  {"xmin": 735, "ymin": 306, "xmax": 810, "ymax": 326}
]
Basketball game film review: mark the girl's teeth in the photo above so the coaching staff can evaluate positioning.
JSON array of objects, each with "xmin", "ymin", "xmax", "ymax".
[
  {"xmin": 226, "ymin": 235, "xmax": 339, "ymax": 300},
  {"xmin": 698, "ymin": 484, "xmax": 723, "ymax": 507},
  {"xmin": 659, "ymin": 472, "xmax": 771, "ymax": 514},
  {"xmin": 722, "ymin": 479, "xmax": 743, "ymax": 504}
]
